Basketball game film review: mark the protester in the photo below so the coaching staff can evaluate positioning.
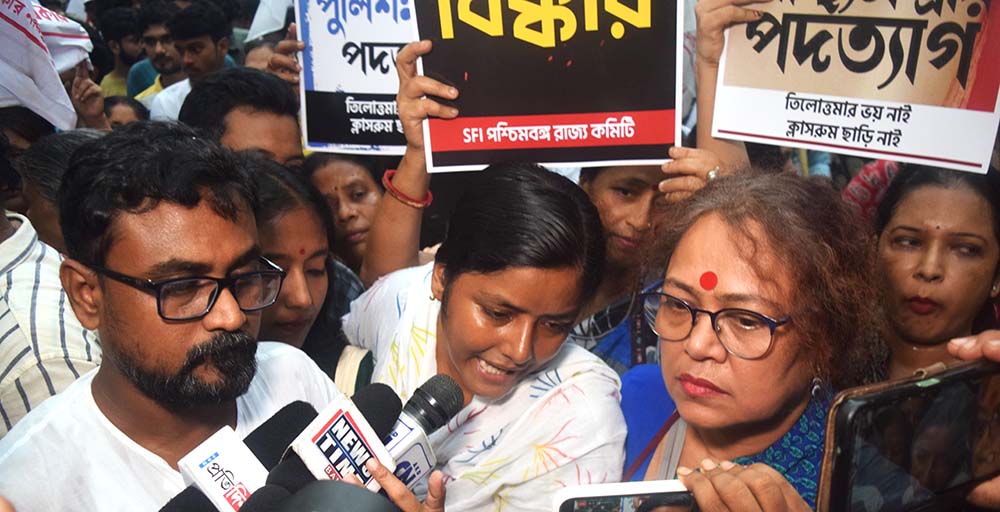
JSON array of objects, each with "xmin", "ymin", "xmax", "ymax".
[
  {"xmin": 103, "ymin": 96, "xmax": 148, "ymax": 127},
  {"xmin": 0, "ymin": 122, "xmax": 341, "ymax": 509},
  {"xmin": 132, "ymin": 0, "xmax": 184, "ymax": 107},
  {"xmin": 150, "ymin": 0, "xmax": 230, "ymax": 120},
  {"xmin": 301, "ymin": 153, "xmax": 383, "ymax": 274},
  {"xmin": 876, "ymin": 166, "xmax": 1000, "ymax": 379},
  {"xmin": 853, "ymin": 166, "xmax": 1000, "ymax": 509},
  {"xmin": 178, "ymin": 67, "xmax": 302, "ymax": 166},
  {"xmin": 342, "ymin": 41, "xmax": 626, "ymax": 511},
  {"xmin": 246, "ymin": 154, "xmax": 372, "ymax": 394},
  {"xmin": 15, "ymin": 129, "xmax": 105, "ymax": 252},
  {"xmin": 624, "ymin": 172, "xmax": 884, "ymax": 509},
  {"xmin": 572, "ymin": 165, "xmax": 662, "ymax": 373},
  {"xmin": 96, "ymin": 7, "xmax": 141, "ymax": 98},
  {"xmin": 0, "ymin": 130, "xmax": 101, "ymax": 438}
]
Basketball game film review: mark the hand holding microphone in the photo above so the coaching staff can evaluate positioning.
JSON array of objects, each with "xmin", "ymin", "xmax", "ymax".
[{"xmin": 364, "ymin": 458, "xmax": 446, "ymax": 512}]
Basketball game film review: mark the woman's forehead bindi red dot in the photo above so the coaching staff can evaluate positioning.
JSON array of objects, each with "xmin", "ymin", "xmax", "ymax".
[
  {"xmin": 299, "ymin": 248, "xmax": 306, "ymax": 256},
  {"xmin": 700, "ymin": 271, "xmax": 718, "ymax": 291}
]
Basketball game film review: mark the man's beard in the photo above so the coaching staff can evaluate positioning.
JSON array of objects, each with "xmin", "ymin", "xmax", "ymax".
[{"xmin": 115, "ymin": 331, "xmax": 258, "ymax": 412}]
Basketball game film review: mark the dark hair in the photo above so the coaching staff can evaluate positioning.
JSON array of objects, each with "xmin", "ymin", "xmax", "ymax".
[
  {"xmin": 167, "ymin": 0, "xmax": 229, "ymax": 42},
  {"xmin": 138, "ymin": 0, "xmax": 179, "ymax": 35},
  {"xmin": 17, "ymin": 129, "xmax": 105, "ymax": 204},
  {"xmin": 0, "ymin": 131, "xmax": 19, "ymax": 195},
  {"xmin": 434, "ymin": 163, "xmax": 605, "ymax": 305},
  {"xmin": 60, "ymin": 121, "xmax": 256, "ymax": 266},
  {"xmin": 98, "ymin": 7, "xmax": 139, "ymax": 44},
  {"xmin": 88, "ymin": 0, "xmax": 130, "ymax": 25},
  {"xmin": 244, "ymin": 152, "xmax": 335, "ymax": 248},
  {"xmin": 104, "ymin": 96, "xmax": 150, "ymax": 121},
  {"xmin": 650, "ymin": 172, "xmax": 885, "ymax": 390},
  {"xmin": 876, "ymin": 165, "xmax": 1000, "ymax": 244},
  {"xmin": 0, "ymin": 106, "xmax": 55, "ymax": 145},
  {"xmin": 300, "ymin": 153, "xmax": 384, "ymax": 191},
  {"xmin": 178, "ymin": 67, "xmax": 298, "ymax": 141}
]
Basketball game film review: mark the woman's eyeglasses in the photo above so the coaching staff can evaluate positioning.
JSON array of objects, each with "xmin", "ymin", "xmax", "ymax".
[{"xmin": 640, "ymin": 292, "xmax": 791, "ymax": 360}]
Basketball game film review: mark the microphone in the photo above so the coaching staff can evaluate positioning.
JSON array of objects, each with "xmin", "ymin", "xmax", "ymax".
[
  {"xmin": 176, "ymin": 425, "xmax": 269, "ymax": 511},
  {"xmin": 243, "ymin": 401, "xmax": 318, "ymax": 470},
  {"xmin": 160, "ymin": 401, "xmax": 319, "ymax": 511},
  {"xmin": 277, "ymin": 480, "xmax": 402, "ymax": 512},
  {"xmin": 275, "ymin": 383, "xmax": 403, "ymax": 492},
  {"xmin": 384, "ymin": 374, "xmax": 463, "ymax": 490}
]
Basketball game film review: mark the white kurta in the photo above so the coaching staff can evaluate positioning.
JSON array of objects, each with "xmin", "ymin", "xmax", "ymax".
[
  {"xmin": 344, "ymin": 263, "xmax": 626, "ymax": 511},
  {"xmin": 0, "ymin": 342, "xmax": 342, "ymax": 511}
]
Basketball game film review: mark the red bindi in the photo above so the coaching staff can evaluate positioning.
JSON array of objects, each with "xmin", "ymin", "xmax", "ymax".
[
  {"xmin": 699, "ymin": 271, "xmax": 718, "ymax": 291},
  {"xmin": 299, "ymin": 248, "xmax": 306, "ymax": 256}
]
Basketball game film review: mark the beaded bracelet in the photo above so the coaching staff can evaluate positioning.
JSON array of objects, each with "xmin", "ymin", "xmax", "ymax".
[{"xmin": 382, "ymin": 170, "xmax": 433, "ymax": 209}]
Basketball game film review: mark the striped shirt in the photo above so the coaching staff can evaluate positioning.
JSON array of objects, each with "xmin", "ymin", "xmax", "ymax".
[{"xmin": 0, "ymin": 214, "xmax": 100, "ymax": 436}]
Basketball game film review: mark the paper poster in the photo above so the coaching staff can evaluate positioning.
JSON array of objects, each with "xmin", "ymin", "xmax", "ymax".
[
  {"xmin": 296, "ymin": 0, "xmax": 412, "ymax": 154},
  {"xmin": 712, "ymin": 0, "xmax": 1000, "ymax": 173},
  {"xmin": 412, "ymin": 0, "xmax": 682, "ymax": 172}
]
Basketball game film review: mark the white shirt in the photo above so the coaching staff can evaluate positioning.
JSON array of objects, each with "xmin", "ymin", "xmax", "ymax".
[
  {"xmin": 149, "ymin": 78, "xmax": 191, "ymax": 121},
  {"xmin": 0, "ymin": 342, "xmax": 342, "ymax": 511},
  {"xmin": 344, "ymin": 264, "xmax": 626, "ymax": 512},
  {"xmin": 0, "ymin": 214, "xmax": 100, "ymax": 436}
]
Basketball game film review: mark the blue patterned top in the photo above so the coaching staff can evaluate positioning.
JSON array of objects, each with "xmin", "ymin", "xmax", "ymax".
[
  {"xmin": 622, "ymin": 363, "xmax": 830, "ymax": 509},
  {"xmin": 732, "ymin": 396, "xmax": 829, "ymax": 509}
]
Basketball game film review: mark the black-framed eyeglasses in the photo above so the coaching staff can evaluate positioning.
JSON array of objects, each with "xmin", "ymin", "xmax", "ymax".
[
  {"xmin": 640, "ymin": 292, "xmax": 791, "ymax": 360},
  {"xmin": 90, "ymin": 257, "xmax": 286, "ymax": 321}
]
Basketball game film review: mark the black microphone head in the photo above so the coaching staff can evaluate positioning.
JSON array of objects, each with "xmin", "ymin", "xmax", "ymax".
[
  {"xmin": 266, "ymin": 455, "xmax": 316, "ymax": 495},
  {"xmin": 404, "ymin": 374, "xmax": 464, "ymax": 434},
  {"xmin": 277, "ymin": 480, "xmax": 402, "ymax": 512},
  {"xmin": 243, "ymin": 401, "xmax": 319, "ymax": 470},
  {"xmin": 238, "ymin": 484, "xmax": 292, "ymax": 511},
  {"xmin": 351, "ymin": 383, "xmax": 403, "ymax": 440},
  {"xmin": 158, "ymin": 486, "xmax": 214, "ymax": 512}
]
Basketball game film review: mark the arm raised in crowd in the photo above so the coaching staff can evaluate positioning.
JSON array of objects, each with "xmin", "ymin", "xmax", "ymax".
[
  {"xmin": 71, "ymin": 63, "xmax": 111, "ymax": 131},
  {"xmin": 267, "ymin": 24, "xmax": 304, "ymax": 91},
  {"xmin": 358, "ymin": 40, "xmax": 458, "ymax": 287},
  {"xmin": 660, "ymin": 0, "xmax": 767, "ymax": 202},
  {"xmin": 694, "ymin": 0, "xmax": 765, "ymax": 169}
]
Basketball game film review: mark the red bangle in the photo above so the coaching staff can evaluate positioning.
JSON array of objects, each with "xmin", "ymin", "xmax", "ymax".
[{"xmin": 382, "ymin": 170, "xmax": 433, "ymax": 209}]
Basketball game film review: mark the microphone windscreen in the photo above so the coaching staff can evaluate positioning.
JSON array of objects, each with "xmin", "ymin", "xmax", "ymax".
[
  {"xmin": 351, "ymin": 383, "xmax": 403, "ymax": 440},
  {"xmin": 265, "ymin": 455, "xmax": 316, "ymax": 494},
  {"xmin": 243, "ymin": 401, "xmax": 318, "ymax": 469},
  {"xmin": 239, "ymin": 484, "xmax": 292, "ymax": 511},
  {"xmin": 158, "ymin": 486, "xmax": 214, "ymax": 512},
  {"xmin": 407, "ymin": 374, "xmax": 464, "ymax": 433},
  {"xmin": 277, "ymin": 480, "xmax": 402, "ymax": 512}
]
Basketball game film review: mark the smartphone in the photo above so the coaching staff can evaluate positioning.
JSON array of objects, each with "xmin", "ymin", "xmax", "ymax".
[
  {"xmin": 552, "ymin": 480, "xmax": 698, "ymax": 512},
  {"xmin": 817, "ymin": 360, "xmax": 1000, "ymax": 512}
]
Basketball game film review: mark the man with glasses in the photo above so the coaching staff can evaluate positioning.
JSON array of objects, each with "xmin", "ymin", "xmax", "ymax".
[{"xmin": 0, "ymin": 122, "xmax": 343, "ymax": 510}]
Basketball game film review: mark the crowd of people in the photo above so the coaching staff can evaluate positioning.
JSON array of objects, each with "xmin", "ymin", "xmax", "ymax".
[{"xmin": 0, "ymin": 0, "xmax": 998, "ymax": 510}]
